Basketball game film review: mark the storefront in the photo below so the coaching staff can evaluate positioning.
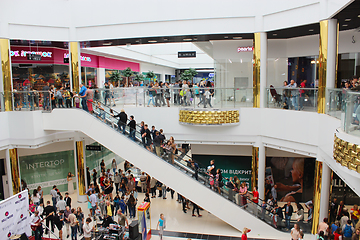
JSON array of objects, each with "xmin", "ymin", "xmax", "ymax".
[{"xmin": 10, "ymin": 46, "xmax": 140, "ymax": 90}]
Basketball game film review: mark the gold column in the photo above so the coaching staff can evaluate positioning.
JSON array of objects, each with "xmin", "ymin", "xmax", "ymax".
[
  {"xmin": 70, "ymin": 42, "xmax": 80, "ymax": 93},
  {"xmin": 0, "ymin": 39, "xmax": 13, "ymax": 111},
  {"xmin": 253, "ymin": 33, "xmax": 261, "ymax": 108},
  {"xmin": 9, "ymin": 148, "xmax": 21, "ymax": 195},
  {"xmin": 312, "ymin": 161, "xmax": 323, "ymax": 234},
  {"xmin": 251, "ymin": 146, "xmax": 259, "ymax": 191},
  {"xmin": 318, "ymin": 20, "xmax": 328, "ymax": 114},
  {"xmin": 75, "ymin": 141, "xmax": 86, "ymax": 195}
]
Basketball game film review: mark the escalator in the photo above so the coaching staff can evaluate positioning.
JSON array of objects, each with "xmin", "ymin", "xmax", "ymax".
[{"xmin": 42, "ymin": 105, "xmax": 291, "ymax": 239}]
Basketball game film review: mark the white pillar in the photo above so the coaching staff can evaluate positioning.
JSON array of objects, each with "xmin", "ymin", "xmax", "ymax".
[
  {"xmin": 319, "ymin": 163, "xmax": 331, "ymax": 222},
  {"xmin": 97, "ymin": 68, "xmax": 105, "ymax": 88},
  {"xmin": 259, "ymin": 32, "xmax": 268, "ymax": 108},
  {"xmin": 257, "ymin": 142, "xmax": 266, "ymax": 199},
  {"xmin": 161, "ymin": 72, "xmax": 166, "ymax": 83},
  {"xmin": 326, "ymin": 19, "xmax": 337, "ymax": 88},
  {"xmin": 5, "ymin": 149, "xmax": 13, "ymax": 197}
]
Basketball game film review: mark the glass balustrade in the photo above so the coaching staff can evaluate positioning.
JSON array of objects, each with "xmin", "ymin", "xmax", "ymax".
[
  {"xmin": 10, "ymin": 91, "xmax": 53, "ymax": 112},
  {"xmin": 266, "ymin": 87, "xmax": 318, "ymax": 112},
  {"xmin": 343, "ymin": 91, "xmax": 360, "ymax": 136},
  {"xmin": 326, "ymin": 88, "xmax": 346, "ymax": 120},
  {"xmin": 0, "ymin": 92, "xmax": 4, "ymax": 112},
  {"xmin": 93, "ymin": 87, "xmax": 253, "ymax": 109}
]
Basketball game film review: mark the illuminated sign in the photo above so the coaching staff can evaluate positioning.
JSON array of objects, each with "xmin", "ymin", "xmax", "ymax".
[
  {"xmin": 64, "ymin": 53, "xmax": 92, "ymax": 62},
  {"xmin": 237, "ymin": 46, "xmax": 253, "ymax": 52},
  {"xmin": 208, "ymin": 73, "xmax": 214, "ymax": 78},
  {"xmin": 178, "ymin": 51, "xmax": 196, "ymax": 58},
  {"xmin": 10, "ymin": 50, "xmax": 52, "ymax": 58}
]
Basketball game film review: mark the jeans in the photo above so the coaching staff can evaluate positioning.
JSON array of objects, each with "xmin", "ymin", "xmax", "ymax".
[
  {"xmin": 71, "ymin": 225, "xmax": 77, "ymax": 240},
  {"xmin": 129, "ymin": 129, "xmax": 135, "ymax": 141},
  {"xmin": 119, "ymin": 124, "xmax": 126, "ymax": 134},
  {"xmin": 52, "ymin": 197, "xmax": 57, "ymax": 207},
  {"xmin": 285, "ymin": 215, "xmax": 291, "ymax": 229},
  {"xmin": 162, "ymin": 188, "xmax": 167, "ymax": 198},
  {"xmin": 291, "ymin": 95, "xmax": 299, "ymax": 110},
  {"xmin": 147, "ymin": 95, "xmax": 155, "ymax": 106},
  {"xmin": 81, "ymin": 98, "xmax": 88, "ymax": 112},
  {"xmin": 104, "ymin": 94, "xmax": 110, "ymax": 106},
  {"xmin": 44, "ymin": 97, "xmax": 50, "ymax": 110},
  {"xmin": 128, "ymin": 205, "xmax": 135, "ymax": 218},
  {"xmin": 34, "ymin": 225, "xmax": 43, "ymax": 240},
  {"xmin": 91, "ymin": 206, "xmax": 96, "ymax": 216}
]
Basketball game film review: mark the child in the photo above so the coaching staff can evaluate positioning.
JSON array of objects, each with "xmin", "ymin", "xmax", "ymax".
[
  {"xmin": 38, "ymin": 202, "xmax": 44, "ymax": 216},
  {"xmin": 156, "ymin": 213, "xmax": 166, "ymax": 240},
  {"xmin": 74, "ymin": 93, "xmax": 80, "ymax": 108}
]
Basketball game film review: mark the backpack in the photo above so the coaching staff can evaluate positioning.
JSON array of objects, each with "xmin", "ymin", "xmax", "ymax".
[{"xmin": 344, "ymin": 224, "xmax": 352, "ymax": 238}]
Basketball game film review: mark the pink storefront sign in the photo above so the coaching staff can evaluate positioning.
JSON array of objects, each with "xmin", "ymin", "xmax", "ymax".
[{"xmin": 10, "ymin": 46, "xmax": 139, "ymax": 71}]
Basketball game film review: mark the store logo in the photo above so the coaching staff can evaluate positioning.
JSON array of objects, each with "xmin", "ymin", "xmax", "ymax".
[
  {"xmin": 7, "ymin": 232, "xmax": 11, "ymax": 238},
  {"xmin": 20, "ymin": 214, "xmax": 23, "ymax": 219},
  {"xmin": 15, "ymin": 195, "xmax": 26, "ymax": 204},
  {"xmin": 10, "ymin": 50, "xmax": 52, "ymax": 58},
  {"xmin": 237, "ymin": 46, "xmax": 253, "ymax": 52},
  {"xmin": 2, "ymin": 223, "xmax": 14, "ymax": 231},
  {"xmin": 18, "ymin": 194, "xmax": 22, "ymax": 199},
  {"xmin": 17, "ymin": 215, "xmax": 27, "ymax": 224},
  {"xmin": 63, "ymin": 53, "xmax": 92, "ymax": 62},
  {"xmin": 2, "ymin": 212, "xmax": 14, "ymax": 223},
  {"xmin": 0, "ymin": 201, "xmax": 11, "ymax": 210}
]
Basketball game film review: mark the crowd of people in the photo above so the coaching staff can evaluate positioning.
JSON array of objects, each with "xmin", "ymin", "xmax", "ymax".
[{"xmin": 145, "ymin": 80, "xmax": 214, "ymax": 108}]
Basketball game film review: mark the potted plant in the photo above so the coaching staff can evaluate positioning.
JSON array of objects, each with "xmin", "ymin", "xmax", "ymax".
[
  {"xmin": 109, "ymin": 71, "xmax": 121, "ymax": 86},
  {"xmin": 121, "ymin": 67, "xmax": 134, "ymax": 87},
  {"xmin": 134, "ymin": 73, "xmax": 145, "ymax": 85},
  {"xmin": 180, "ymin": 68, "xmax": 197, "ymax": 82},
  {"xmin": 145, "ymin": 71, "xmax": 156, "ymax": 83}
]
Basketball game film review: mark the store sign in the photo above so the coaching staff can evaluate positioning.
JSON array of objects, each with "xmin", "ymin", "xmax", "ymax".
[
  {"xmin": 237, "ymin": 46, "xmax": 253, "ymax": 52},
  {"xmin": 178, "ymin": 51, "xmax": 196, "ymax": 58},
  {"xmin": 86, "ymin": 145, "xmax": 102, "ymax": 151},
  {"xmin": 63, "ymin": 53, "xmax": 92, "ymax": 62},
  {"xmin": 208, "ymin": 73, "xmax": 214, "ymax": 78},
  {"xmin": 27, "ymin": 53, "xmax": 41, "ymax": 61},
  {"xmin": 10, "ymin": 50, "xmax": 52, "ymax": 58}
]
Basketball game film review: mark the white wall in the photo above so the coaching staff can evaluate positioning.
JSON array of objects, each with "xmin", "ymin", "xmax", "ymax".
[{"xmin": 0, "ymin": 0, "xmax": 351, "ymax": 41}]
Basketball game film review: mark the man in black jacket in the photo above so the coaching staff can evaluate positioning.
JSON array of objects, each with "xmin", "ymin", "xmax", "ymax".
[
  {"xmin": 86, "ymin": 167, "xmax": 91, "ymax": 187},
  {"xmin": 127, "ymin": 115, "xmax": 136, "ymax": 141},
  {"xmin": 142, "ymin": 124, "xmax": 152, "ymax": 152},
  {"xmin": 113, "ymin": 109, "xmax": 128, "ymax": 134},
  {"xmin": 64, "ymin": 192, "xmax": 71, "ymax": 208},
  {"xmin": 283, "ymin": 201, "xmax": 293, "ymax": 230},
  {"xmin": 43, "ymin": 201, "xmax": 56, "ymax": 234}
]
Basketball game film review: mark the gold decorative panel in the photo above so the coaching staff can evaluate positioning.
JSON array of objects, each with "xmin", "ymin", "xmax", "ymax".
[
  {"xmin": 179, "ymin": 109, "xmax": 239, "ymax": 126},
  {"xmin": 333, "ymin": 135, "xmax": 360, "ymax": 174}
]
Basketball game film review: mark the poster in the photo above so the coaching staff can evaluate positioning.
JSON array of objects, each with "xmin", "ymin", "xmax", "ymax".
[
  {"xmin": 265, "ymin": 157, "xmax": 315, "ymax": 203},
  {"xmin": 0, "ymin": 190, "xmax": 31, "ymax": 239},
  {"xmin": 19, "ymin": 150, "xmax": 75, "ymax": 193},
  {"xmin": 192, "ymin": 155, "xmax": 252, "ymax": 189}
]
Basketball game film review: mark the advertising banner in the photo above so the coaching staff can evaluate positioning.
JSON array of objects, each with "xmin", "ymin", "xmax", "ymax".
[
  {"xmin": 0, "ymin": 190, "xmax": 31, "ymax": 239},
  {"xmin": 19, "ymin": 150, "xmax": 75, "ymax": 193},
  {"xmin": 265, "ymin": 157, "xmax": 315, "ymax": 203},
  {"xmin": 192, "ymin": 155, "xmax": 252, "ymax": 189}
]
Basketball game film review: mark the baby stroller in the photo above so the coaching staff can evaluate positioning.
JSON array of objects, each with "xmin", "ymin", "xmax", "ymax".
[{"xmin": 269, "ymin": 85, "xmax": 282, "ymax": 108}]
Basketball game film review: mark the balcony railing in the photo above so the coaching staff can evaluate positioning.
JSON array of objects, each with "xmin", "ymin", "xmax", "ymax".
[{"xmin": 266, "ymin": 87, "xmax": 318, "ymax": 112}]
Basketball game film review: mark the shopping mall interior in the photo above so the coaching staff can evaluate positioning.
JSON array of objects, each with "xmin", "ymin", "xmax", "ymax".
[{"xmin": 1, "ymin": 0, "xmax": 360, "ymax": 240}]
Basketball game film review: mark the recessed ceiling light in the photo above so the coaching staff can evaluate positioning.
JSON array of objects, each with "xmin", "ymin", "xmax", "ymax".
[
  {"xmin": 358, "ymin": 14, "xmax": 360, "ymax": 18},
  {"xmin": 164, "ymin": 38, "xmax": 168, "ymax": 41},
  {"xmin": 183, "ymin": 38, "xmax": 192, "ymax": 41},
  {"xmin": 233, "ymin": 37, "xmax": 242, "ymax": 39},
  {"xmin": 343, "ymin": 24, "xmax": 348, "ymax": 27},
  {"xmin": 273, "ymin": 33, "xmax": 277, "ymax": 36},
  {"xmin": 193, "ymin": 37, "xmax": 197, "ymax": 40},
  {"xmin": 224, "ymin": 36, "xmax": 229, "ymax": 39},
  {"xmin": 148, "ymin": 40, "xmax": 157, "ymax": 43},
  {"xmin": 103, "ymin": 42, "xmax": 112, "ymax": 46},
  {"xmin": 135, "ymin": 40, "xmax": 140, "ymax": 43},
  {"xmin": 309, "ymin": 29, "xmax": 314, "ymax": 32},
  {"xmin": 345, "ymin": 18, "xmax": 351, "ymax": 21}
]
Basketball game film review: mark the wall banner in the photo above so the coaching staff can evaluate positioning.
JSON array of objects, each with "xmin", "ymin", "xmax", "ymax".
[
  {"xmin": 19, "ymin": 150, "xmax": 75, "ymax": 193},
  {"xmin": 0, "ymin": 190, "xmax": 31, "ymax": 239}
]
